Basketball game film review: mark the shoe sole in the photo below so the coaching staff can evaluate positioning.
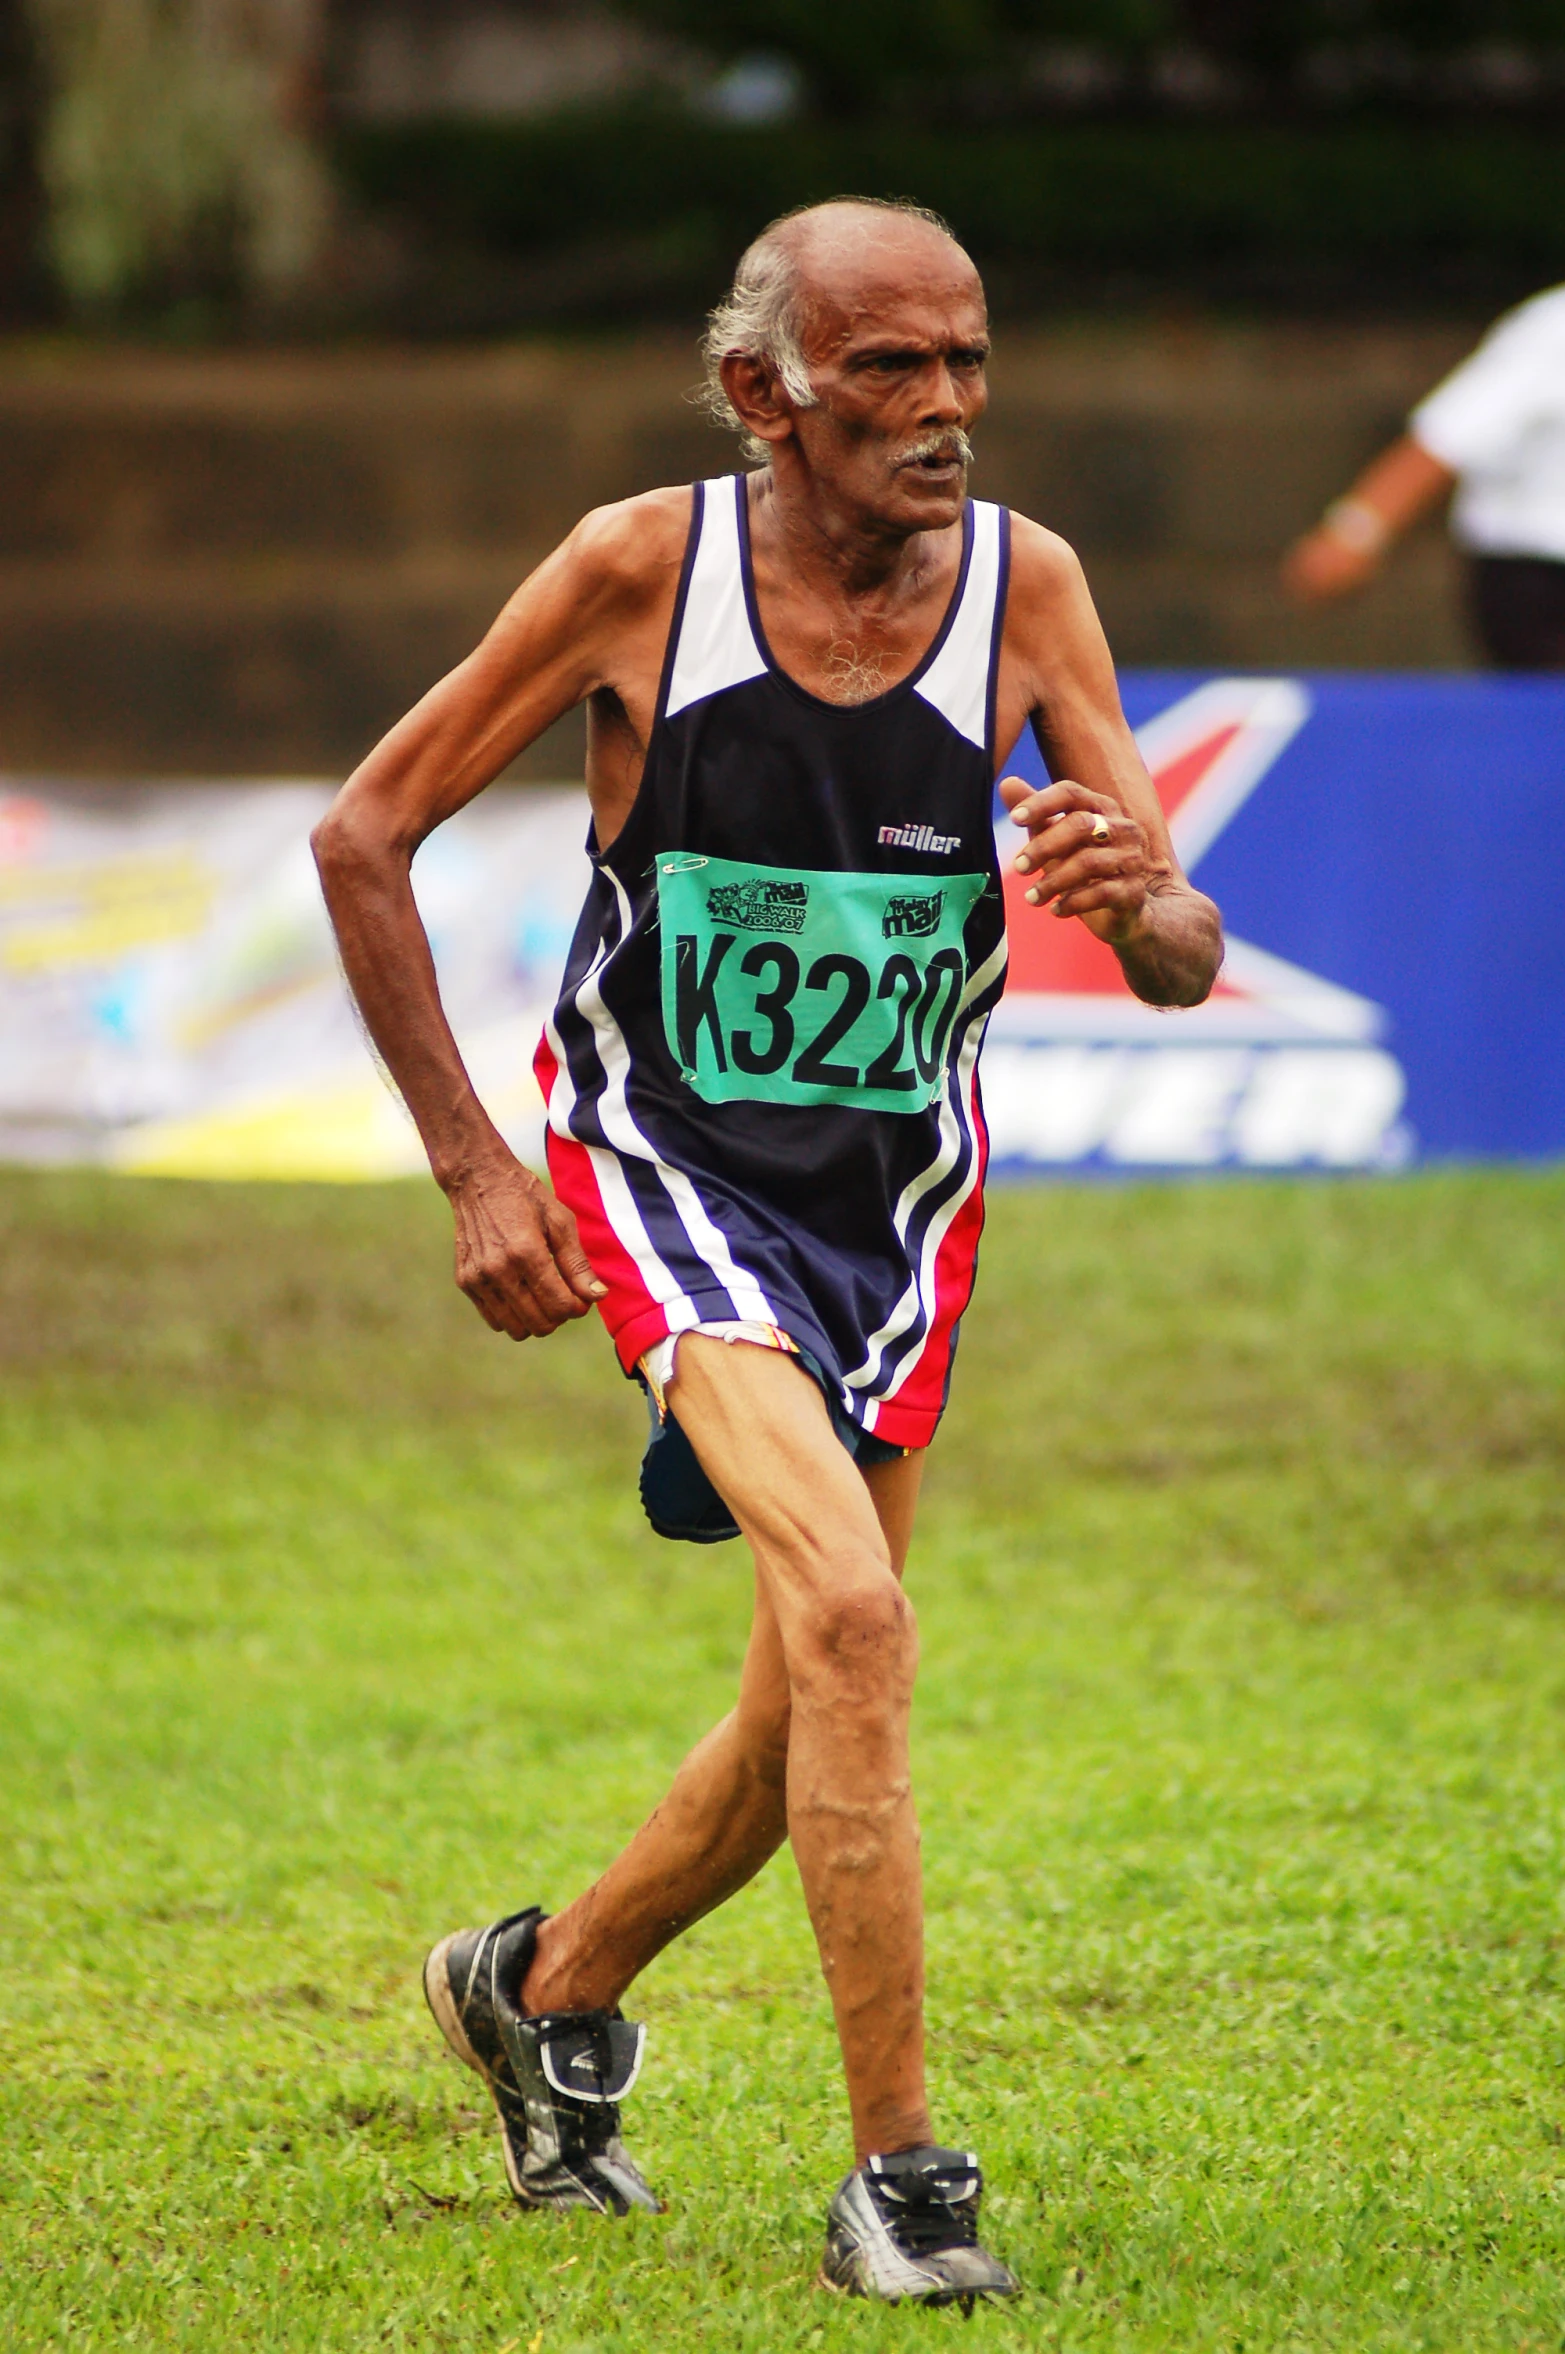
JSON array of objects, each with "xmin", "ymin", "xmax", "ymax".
[
  {"xmin": 422, "ymin": 1932, "xmax": 489, "ymax": 2080},
  {"xmin": 816, "ymin": 2264, "xmax": 1006, "ymax": 2312}
]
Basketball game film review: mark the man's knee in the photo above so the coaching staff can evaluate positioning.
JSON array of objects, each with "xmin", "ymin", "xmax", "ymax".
[{"xmin": 791, "ymin": 1567, "xmax": 918, "ymax": 1708}]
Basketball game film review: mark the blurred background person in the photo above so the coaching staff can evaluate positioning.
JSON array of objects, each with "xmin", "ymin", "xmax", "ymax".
[{"xmin": 1283, "ymin": 283, "xmax": 1565, "ymax": 671}]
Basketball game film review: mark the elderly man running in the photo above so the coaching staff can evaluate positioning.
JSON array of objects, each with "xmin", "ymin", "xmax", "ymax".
[{"xmin": 314, "ymin": 197, "xmax": 1221, "ymax": 2305}]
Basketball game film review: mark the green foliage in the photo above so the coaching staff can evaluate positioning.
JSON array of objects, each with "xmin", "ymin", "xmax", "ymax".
[
  {"xmin": 23, "ymin": 0, "xmax": 330, "ymax": 317},
  {"xmin": 1171, "ymin": 0, "xmax": 1565, "ymax": 65},
  {"xmin": 3, "ymin": 1167, "xmax": 1565, "ymax": 2346},
  {"xmin": 337, "ymin": 112, "xmax": 1565, "ymax": 311}
]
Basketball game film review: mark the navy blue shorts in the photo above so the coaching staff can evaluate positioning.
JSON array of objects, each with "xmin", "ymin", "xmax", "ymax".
[{"xmin": 637, "ymin": 1340, "xmax": 907, "ymax": 1545}]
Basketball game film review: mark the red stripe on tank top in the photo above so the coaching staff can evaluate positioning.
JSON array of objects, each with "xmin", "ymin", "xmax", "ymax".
[
  {"xmin": 534, "ymin": 1027, "xmax": 665, "ymax": 1362},
  {"xmin": 872, "ymin": 1054, "xmax": 990, "ymax": 1446}
]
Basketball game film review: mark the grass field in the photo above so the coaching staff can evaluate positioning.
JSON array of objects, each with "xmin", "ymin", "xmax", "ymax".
[{"xmin": 3, "ymin": 1166, "xmax": 1565, "ymax": 2352}]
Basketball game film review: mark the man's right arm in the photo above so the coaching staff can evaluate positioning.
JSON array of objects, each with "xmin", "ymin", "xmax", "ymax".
[{"xmin": 311, "ymin": 491, "xmax": 685, "ymax": 1339}]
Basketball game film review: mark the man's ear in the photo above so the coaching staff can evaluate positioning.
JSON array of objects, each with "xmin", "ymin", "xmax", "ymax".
[{"xmin": 720, "ymin": 351, "xmax": 794, "ymax": 450}]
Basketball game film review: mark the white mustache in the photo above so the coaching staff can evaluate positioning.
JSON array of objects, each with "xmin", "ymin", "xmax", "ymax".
[{"xmin": 897, "ymin": 429, "xmax": 974, "ymax": 468}]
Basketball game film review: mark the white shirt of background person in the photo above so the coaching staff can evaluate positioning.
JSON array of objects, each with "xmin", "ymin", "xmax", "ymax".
[
  {"xmin": 1280, "ymin": 281, "xmax": 1565, "ymax": 617},
  {"xmin": 1411, "ymin": 284, "xmax": 1565, "ymax": 563}
]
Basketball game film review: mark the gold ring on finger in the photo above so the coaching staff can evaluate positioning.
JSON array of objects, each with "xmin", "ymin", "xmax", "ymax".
[{"xmin": 1090, "ymin": 813, "xmax": 1112, "ymax": 844}]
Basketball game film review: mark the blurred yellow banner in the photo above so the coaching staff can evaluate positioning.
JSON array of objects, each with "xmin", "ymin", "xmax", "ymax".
[{"xmin": 0, "ymin": 781, "xmax": 590, "ymax": 1180}]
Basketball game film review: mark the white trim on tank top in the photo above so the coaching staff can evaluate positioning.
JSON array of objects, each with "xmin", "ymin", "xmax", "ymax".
[
  {"xmin": 664, "ymin": 478, "xmax": 767, "ymax": 719},
  {"xmin": 913, "ymin": 497, "xmax": 1002, "ymax": 751},
  {"xmin": 665, "ymin": 475, "xmax": 1002, "ymax": 741}
]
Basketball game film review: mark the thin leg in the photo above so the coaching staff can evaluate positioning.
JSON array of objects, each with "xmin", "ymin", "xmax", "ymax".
[
  {"xmin": 659, "ymin": 1339, "xmax": 932, "ymax": 2162},
  {"xmin": 523, "ymin": 1418, "xmax": 924, "ymax": 2033},
  {"xmin": 522, "ymin": 1564, "xmax": 792, "ymax": 2014}
]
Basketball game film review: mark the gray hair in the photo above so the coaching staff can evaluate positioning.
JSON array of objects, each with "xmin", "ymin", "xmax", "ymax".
[{"xmin": 697, "ymin": 196, "xmax": 958, "ymax": 465}]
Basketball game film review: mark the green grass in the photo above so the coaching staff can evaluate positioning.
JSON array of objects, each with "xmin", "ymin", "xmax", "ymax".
[{"xmin": 3, "ymin": 1167, "xmax": 1565, "ymax": 2352}]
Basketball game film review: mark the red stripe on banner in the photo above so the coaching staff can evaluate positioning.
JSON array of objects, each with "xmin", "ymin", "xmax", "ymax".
[
  {"xmin": 1002, "ymin": 867, "xmax": 1132, "ymax": 996},
  {"xmin": 1149, "ymin": 722, "xmax": 1242, "ymax": 822},
  {"xmin": 1002, "ymin": 861, "xmax": 1243, "ymax": 1001},
  {"xmin": 1002, "ymin": 715, "xmax": 1247, "ymax": 1003}
]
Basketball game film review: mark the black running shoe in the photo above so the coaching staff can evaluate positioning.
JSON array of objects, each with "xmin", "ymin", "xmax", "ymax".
[
  {"xmin": 422, "ymin": 1905, "xmax": 661, "ymax": 2214},
  {"xmin": 821, "ymin": 2145, "xmax": 1020, "ymax": 2306}
]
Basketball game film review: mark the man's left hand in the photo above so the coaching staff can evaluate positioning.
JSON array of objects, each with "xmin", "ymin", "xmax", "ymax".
[{"xmin": 998, "ymin": 773, "xmax": 1151, "ymax": 944}]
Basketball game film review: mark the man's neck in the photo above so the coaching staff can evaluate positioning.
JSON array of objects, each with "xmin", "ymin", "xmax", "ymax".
[{"xmin": 746, "ymin": 464, "xmax": 957, "ymax": 606}]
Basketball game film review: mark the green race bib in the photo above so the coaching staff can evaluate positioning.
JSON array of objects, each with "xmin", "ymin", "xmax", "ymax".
[{"xmin": 656, "ymin": 852, "xmax": 988, "ymax": 1113}]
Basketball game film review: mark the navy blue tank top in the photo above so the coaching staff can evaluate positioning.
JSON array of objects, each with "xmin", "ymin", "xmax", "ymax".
[{"xmin": 537, "ymin": 474, "xmax": 1010, "ymax": 1449}]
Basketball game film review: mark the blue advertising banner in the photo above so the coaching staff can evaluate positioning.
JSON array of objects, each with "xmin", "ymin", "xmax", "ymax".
[
  {"xmin": 2, "ymin": 677, "xmax": 1559, "ymax": 1179},
  {"xmin": 987, "ymin": 673, "xmax": 1565, "ymax": 1172}
]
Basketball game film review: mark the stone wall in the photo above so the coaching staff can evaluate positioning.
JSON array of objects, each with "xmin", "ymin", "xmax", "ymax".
[{"xmin": 0, "ymin": 318, "xmax": 1479, "ymax": 779}]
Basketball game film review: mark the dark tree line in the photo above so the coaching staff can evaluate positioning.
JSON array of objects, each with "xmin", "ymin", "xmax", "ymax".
[{"xmin": 622, "ymin": 0, "xmax": 1565, "ymax": 119}]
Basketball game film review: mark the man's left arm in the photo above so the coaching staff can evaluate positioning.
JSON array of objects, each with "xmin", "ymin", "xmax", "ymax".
[{"xmin": 1000, "ymin": 517, "xmax": 1222, "ymax": 1009}]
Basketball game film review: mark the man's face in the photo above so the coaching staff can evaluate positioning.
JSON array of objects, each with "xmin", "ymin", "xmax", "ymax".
[{"xmin": 762, "ymin": 223, "xmax": 990, "ymax": 536}]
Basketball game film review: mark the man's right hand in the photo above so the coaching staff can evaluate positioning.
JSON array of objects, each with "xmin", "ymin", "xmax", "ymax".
[{"xmin": 445, "ymin": 1154, "xmax": 607, "ymax": 1340}]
